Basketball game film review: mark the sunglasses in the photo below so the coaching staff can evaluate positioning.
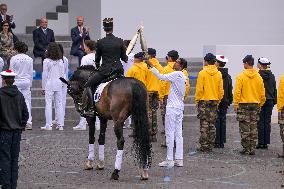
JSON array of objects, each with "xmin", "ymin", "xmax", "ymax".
[
  {"xmin": 1, "ymin": 8, "xmax": 7, "ymax": 11},
  {"xmin": 3, "ymin": 25, "xmax": 9, "ymax": 27}
]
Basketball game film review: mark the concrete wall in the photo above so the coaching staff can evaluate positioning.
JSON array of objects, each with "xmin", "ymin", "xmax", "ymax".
[
  {"xmin": 101, "ymin": 0, "xmax": 284, "ymax": 57},
  {"xmin": 4, "ymin": 0, "xmax": 61, "ymax": 34},
  {"xmin": 68, "ymin": 0, "xmax": 101, "ymax": 40}
]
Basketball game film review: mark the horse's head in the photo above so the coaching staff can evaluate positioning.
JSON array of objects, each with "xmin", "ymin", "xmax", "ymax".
[{"xmin": 60, "ymin": 65, "xmax": 96, "ymax": 112}]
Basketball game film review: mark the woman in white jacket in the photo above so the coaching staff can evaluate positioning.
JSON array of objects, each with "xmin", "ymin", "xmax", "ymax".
[
  {"xmin": 53, "ymin": 44, "xmax": 69, "ymax": 126},
  {"xmin": 41, "ymin": 42, "xmax": 65, "ymax": 131}
]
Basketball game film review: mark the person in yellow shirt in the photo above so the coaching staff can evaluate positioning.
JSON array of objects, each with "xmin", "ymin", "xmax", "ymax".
[
  {"xmin": 195, "ymin": 53, "xmax": 224, "ymax": 152},
  {"xmin": 234, "ymin": 55, "xmax": 266, "ymax": 155},
  {"xmin": 277, "ymin": 75, "xmax": 284, "ymax": 158},
  {"xmin": 145, "ymin": 48, "xmax": 163, "ymax": 142},
  {"xmin": 159, "ymin": 50, "xmax": 179, "ymax": 147},
  {"xmin": 182, "ymin": 63, "xmax": 190, "ymax": 101},
  {"xmin": 126, "ymin": 52, "xmax": 148, "ymax": 86}
]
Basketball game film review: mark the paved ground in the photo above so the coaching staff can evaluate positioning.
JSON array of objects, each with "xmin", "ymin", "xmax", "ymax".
[{"xmin": 17, "ymin": 116, "xmax": 284, "ymax": 189}]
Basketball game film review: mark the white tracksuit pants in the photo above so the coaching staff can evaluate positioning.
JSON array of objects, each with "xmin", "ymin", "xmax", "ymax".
[
  {"xmin": 55, "ymin": 85, "xmax": 67, "ymax": 123},
  {"xmin": 45, "ymin": 90, "xmax": 64, "ymax": 127},
  {"xmin": 165, "ymin": 107, "xmax": 184, "ymax": 161},
  {"xmin": 15, "ymin": 81, "xmax": 32, "ymax": 125}
]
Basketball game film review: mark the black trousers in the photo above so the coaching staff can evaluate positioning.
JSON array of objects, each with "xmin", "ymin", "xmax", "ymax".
[
  {"xmin": 257, "ymin": 100, "xmax": 274, "ymax": 145},
  {"xmin": 0, "ymin": 130, "xmax": 22, "ymax": 189},
  {"xmin": 215, "ymin": 104, "xmax": 228, "ymax": 145}
]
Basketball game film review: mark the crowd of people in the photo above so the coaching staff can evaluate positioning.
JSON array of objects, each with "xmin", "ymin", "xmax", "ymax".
[{"xmin": 0, "ymin": 3, "xmax": 283, "ymax": 188}]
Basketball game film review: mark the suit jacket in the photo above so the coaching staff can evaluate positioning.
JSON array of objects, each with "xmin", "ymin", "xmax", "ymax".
[
  {"xmin": 95, "ymin": 33, "xmax": 128, "ymax": 76},
  {"xmin": 0, "ymin": 14, "xmax": 16, "ymax": 30},
  {"xmin": 32, "ymin": 27, "xmax": 55, "ymax": 58},
  {"xmin": 70, "ymin": 26, "xmax": 90, "ymax": 55}
]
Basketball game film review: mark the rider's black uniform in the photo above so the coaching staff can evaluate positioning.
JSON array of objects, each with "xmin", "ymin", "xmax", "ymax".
[{"xmin": 85, "ymin": 33, "xmax": 128, "ymax": 88}]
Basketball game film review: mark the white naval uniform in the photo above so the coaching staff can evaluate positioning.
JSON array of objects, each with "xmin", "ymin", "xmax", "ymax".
[
  {"xmin": 151, "ymin": 67, "xmax": 186, "ymax": 161},
  {"xmin": 42, "ymin": 58, "xmax": 65, "ymax": 128},
  {"xmin": 54, "ymin": 56, "xmax": 69, "ymax": 123},
  {"xmin": 10, "ymin": 54, "xmax": 33, "ymax": 125},
  {"xmin": 0, "ymin": 57, "xmax": 4, "ymax": 87},
  {"xmin": 79, "ymin": 53, "xmax": 100, "ymax": 127}
]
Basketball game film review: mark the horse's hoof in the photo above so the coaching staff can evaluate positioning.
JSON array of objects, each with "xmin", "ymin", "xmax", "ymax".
[
  {"xmin": 140, "ymin": 170, "xmax": 149, "ymax": 180},
  {"xmin": 111, "ymin": 169, "xmax": 120, "ymax": 180},
  {"xmin": 84, "ymin": 160, "xmax": 94, "ymax": 170},
  {"xmin": 96, "ymin": 160, "xmax": 105, "ymax": 170}
]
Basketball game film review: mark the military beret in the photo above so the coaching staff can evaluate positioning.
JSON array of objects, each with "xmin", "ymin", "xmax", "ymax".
[
  {"xmin": 167, "ymin": 50, "xmax": 179, "ymax": 60},
  {"xmin": 134, "ymin": 52, "xmax": 144, "ymax": 59},
  {"xmin": 258, "ymin": 57, "xmax": 271, "ymax": 65},
  {"xmin": 243, "ymin": 55, "xmax": 254, "ymax": 63},
  {"xmin": 204, "ymin": 53, "xmax": 216, "ymax": 62},
  {"xmin": 148, "ymin": 48, "xmax": 156, "ymax": 55}
]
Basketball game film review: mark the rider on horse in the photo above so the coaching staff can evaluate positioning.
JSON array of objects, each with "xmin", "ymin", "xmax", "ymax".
[{"xmin": 82, "ymin": 18, "xmax": 128, "ymax": 116}]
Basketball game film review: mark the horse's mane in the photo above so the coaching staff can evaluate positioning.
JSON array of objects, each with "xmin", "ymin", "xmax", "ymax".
[
  {"xmin": 70, "ymin": 65, "xmax": 96, "ymax": 82},
  {"xmin": 77, "ymin": 65, "xmax": 97, "ymax": 71}
]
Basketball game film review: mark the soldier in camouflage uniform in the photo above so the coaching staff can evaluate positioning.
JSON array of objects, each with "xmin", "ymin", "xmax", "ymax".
[
  {"xmin": 197, "ymin": 101, "xmax": 218, "ymax": 151},
  {"xmin": 277, "ymin": 75, "xmax": 284, "ymax": 157},
  {"xmin": 236, "ymin": 104, "xmax": 259, "ymax": 154},
  {"xmin": 234, "ymin": 55, "xmax": 266, "ymax": 155},
  {"xmin": 195, "ymin": 53, "xmax": 224, "ymax": 152}
]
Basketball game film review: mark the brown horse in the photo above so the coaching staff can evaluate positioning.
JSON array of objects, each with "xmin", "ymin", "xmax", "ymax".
[{"xmin": 60, "ymin": 65, "xmax": 152, "ymax": 180}]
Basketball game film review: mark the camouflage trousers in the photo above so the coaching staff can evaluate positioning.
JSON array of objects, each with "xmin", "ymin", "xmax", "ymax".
[
  {"xmin": 160, "ymin": 95, "xmax": 168, "ymax": 132},
  {"xmin": 279, "ymin": 110, "xmax": 284, "ymax": 143},
  {"xmin": 148, "ymin": 92, "xmax": 159, "ymax": 139},
  {"xmin": 197, "ymin": 101, "xmax": 218, "ymax": 151},
  {"xmin": 237, "ymin": 104, "xmax": 260, "ymax": 153}
]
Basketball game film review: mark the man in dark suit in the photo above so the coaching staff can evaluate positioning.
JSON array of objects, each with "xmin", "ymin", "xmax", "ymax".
[
  {"xmin": 0, "ymin": 3, "xmax": 18, "ymax": 42},
  {"xmin": 32, "ymin": 18, "xmax": 55, "ymax": 61},
  {"xmin": 70, "ymin": 16, "xmax": 90, "ymax": 66}
]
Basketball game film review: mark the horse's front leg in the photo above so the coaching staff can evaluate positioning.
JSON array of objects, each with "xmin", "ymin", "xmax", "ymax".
[
  {"xmin": 85, "ymin": 117, "xmax": 96, "ymax": 170},
  {"xmin": 96, "ymin": 117, "xmax": 107, "ymax": 170},
  {"xmin": 111, "ymin": 123, "xmax": 125, "ymax": 180}
]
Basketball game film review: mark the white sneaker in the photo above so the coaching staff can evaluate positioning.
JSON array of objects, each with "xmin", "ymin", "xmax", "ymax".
[
  {"xmin": 40, "ymin": 126, "xmax": 52, "ymax": 131},
  {"xmin": 174, "ymin": 159, "xmax": 183, "ymax": 167},
  {"xmin": 158, "ymin": 160, "xmax": 174, "ymax": 167},
  {"xmin": 73, "ymin": 124, "xmax": 86, "ymax": 130},
  {"xmin": 25, "ymin": 123, "xmax": 32, "ymax": 130},
  {"xmin": 58, "ymin": 127, "xmax": 64, "ymax": 131}
]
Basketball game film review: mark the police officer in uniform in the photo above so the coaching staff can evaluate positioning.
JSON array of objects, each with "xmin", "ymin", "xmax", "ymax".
[{"xmin": 82, "ymin": 18, "xmax": 128, "ymax": 115}]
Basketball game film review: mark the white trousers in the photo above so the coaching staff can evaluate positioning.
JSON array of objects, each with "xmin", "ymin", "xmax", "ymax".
[
  {"xmin": 45, "ymin": 90, "xmax": 64, "ymax": 127},
  {"xmin": 55, "ymin": 85, "xmax": 67, "ymax": 123},
  {"xmin": 165, "ymin": 107, "xmax": 184, "ymax": 161},
  {"xmin": 16, "ymin": 80, "xmax": 32, "ymax": 125}
]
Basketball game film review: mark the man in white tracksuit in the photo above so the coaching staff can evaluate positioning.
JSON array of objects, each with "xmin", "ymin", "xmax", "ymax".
[
  {"xmin": 73, "ymin": 40, "xmax": 100, "ymax": 130},
  {"xmin": 9, "ymin": 41, "xmax": 33, "ymax": 129},
  {"xmin": 122, "ymin": 40, "xmax": 134, "ymax": 128},
  {"xmin": 146, "ymin": 57, "xmax": 187, "ymax": 167}
]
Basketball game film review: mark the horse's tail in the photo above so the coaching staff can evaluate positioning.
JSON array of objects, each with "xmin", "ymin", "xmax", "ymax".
[{"xmin": 131, "ymin": 80, "xmax": 152, "ymax": 168}]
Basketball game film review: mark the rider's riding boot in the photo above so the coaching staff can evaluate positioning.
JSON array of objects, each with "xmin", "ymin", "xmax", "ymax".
[{"xmin": 82, "ymin": 88, "xmax": 95, "ymax": 117}]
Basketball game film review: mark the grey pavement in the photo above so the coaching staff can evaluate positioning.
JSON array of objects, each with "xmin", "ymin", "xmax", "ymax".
[{"xmin": 18, "ymin": 117, "xmax": 284, "ymax": 189}]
